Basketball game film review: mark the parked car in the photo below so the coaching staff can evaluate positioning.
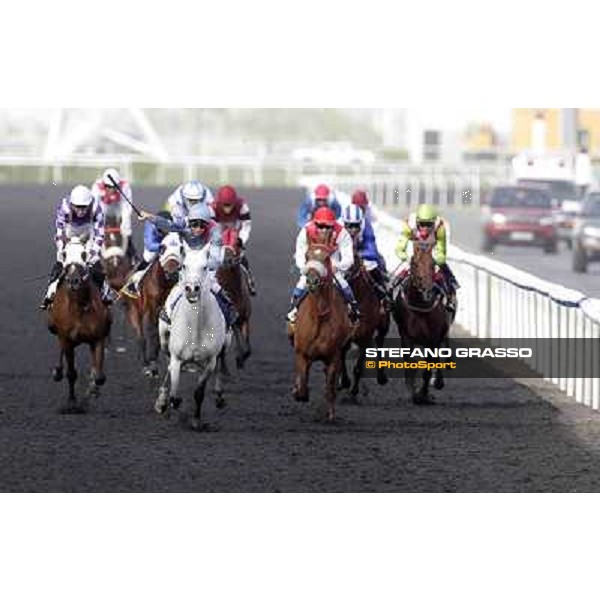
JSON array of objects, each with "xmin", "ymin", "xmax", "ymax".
[
  {"xmin": 572, "ymin": 193, "xmax": 600, "ymax": 273},
  {"xmin": 518, "ymin": 178, "xmax": 581, "ymax": 249},
  {"xmin": 482, "ymin": 186, "xmax": 558, "ymax": 254}
]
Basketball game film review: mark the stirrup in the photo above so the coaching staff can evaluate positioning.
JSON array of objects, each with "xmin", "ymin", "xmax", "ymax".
[{"xmin": 39, "ymin": 298, "xmax": 52, "ymax": 311}]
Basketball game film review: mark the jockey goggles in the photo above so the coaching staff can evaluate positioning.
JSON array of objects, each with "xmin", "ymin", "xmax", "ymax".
[
  {"xmin": 316, "ymin": 223, "xmax": 334, "ymax": 230},
  {"xmin": 189, "ymin": 219, "xmax": 209, "ymax": 230}
]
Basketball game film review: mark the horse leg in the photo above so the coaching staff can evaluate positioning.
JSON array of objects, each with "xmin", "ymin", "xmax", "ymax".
[
  {"xmin": 415, "ymin": 369, "xmax": 435, "ymax": 406},
  {"xmin": 434, "ymin": 338, "xmax": 448, "ymax": 391},
  {"xmin": 375, "ymin": 328, "xmax": 389, "ymax": 387},
  {"xmin": 52, "ymin": 348, "xmax": 64, "ymax": 382},
  {"xmin": 60, "ymin": 343, "xmax": 79, "ymax": 414},
  {"xmin": 143, "ymin": 310, "xmax": 160, "ymax": 379},
  {"xmin": 156, "ymin": 368, "xmax": 171, "ymax": 416},
  {"xmin": 293, "ymin": 354, "xmax": 310, "ymax": 404},
  {"xmin": 192, "ymin": 376, "xmax": 209, "ymax": 432},
  {"xmin": 168, "ymin": 357, "xmax": 183, "ymax": 412},
  {"xmin": 215, "ymin": 348, "xmax": 228, "ymax": 410},
  {"xmin": 325, "ymin": 360, "xmax": 340, "ymax": 423},
  {"xmin": 127, "ymin": 301, "xmax": 147, "ymax": 371},
  {"xmin": 338, "ymin": 343, "xmax": 351, "ymax": 391},
  {"xmin": 351, "ymin": 344, "xmax": 364, "ymax": 399},
  {"xmin": 240, "ymin": 320, "xmax": 252, "ymax": 363}
]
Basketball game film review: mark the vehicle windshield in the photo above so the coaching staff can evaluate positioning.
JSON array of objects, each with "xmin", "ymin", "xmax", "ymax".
[
  {"xmin": 491, "ymin": 187, "xmax": 552, "ymax": 209},
  {"xmin": 519, "ymin": 179, "xmax": 577, "ymax": 200},
  {"xmin": 583, "ymin": 194, "xmax": 600, "ymax": 217}
]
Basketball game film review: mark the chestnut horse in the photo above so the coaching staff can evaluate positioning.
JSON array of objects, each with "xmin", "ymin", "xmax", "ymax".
[
  {"xmin": 217, "ymin": 226, "xmax": 252, "ymax": 370},
  {"xmin": 290, "ymin": 243, "xmax": 354, "ymax": 422},
  {"xmin": 48, "ymin": 238, "xmax": 112, "ymax": 414},
  {"xmin": 102, "ymin": 217, "xmax": 133, "ymax": 292},
  {"xmin": 340, "ymin": 246, "xmax": 390, "ymax": 399},
  {"xmin": 125, "ymin": 234, "xmax": 182, "ymax": 378},
  {"xmin": 392, "ymin": 240, "xmax": 450, "ymax": 405}
]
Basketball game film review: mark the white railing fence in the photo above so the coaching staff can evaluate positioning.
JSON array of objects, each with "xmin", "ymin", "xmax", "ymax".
[{"xmin": 372, "ymin": 207, "xmax": 600, "ymax": 410}]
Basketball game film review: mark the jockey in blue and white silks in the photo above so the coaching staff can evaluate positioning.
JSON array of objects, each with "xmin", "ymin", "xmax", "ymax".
[
  {"xmin": 297, "ymin": 184, "xmax": 342, "ymax": 229},
  {"xmin": 341, "ymin": 204, "xmax": 390, "ymax": 306},
  {"xmin": 166, "ymin": 180, "xmax": 215, "ymax": 229},
  {"xmin": 138, "ymin": 203, "xmax": 238, "ymax": 328},
  {"xmin": 40, "ymin": 185, "xmax": 115, "ymax": 309}
]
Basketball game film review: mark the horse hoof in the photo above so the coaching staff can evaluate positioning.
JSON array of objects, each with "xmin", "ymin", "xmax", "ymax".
[
  {"xmin": 338, "ymin": 379, "xmax": 351, "ymax": 391},
  {"xmin": 95, "ymin": 374, "xmax": 107, "ymax": 387},
  {"xmin": 414, "ymin": 395, "xmax": 436, "ymax": 406},
  {"xmin": 433, "ymin": 380, "xmax": 445, "ymax": 391},
  {"xmin": 52, "ymin": 368, "xmax": 64, "ymax": 383},
  {"xmin": 154, "ymin": 401, "xmax": 168, "ymax": 416},
  {"xmin": 60, "ymin": 404, "xmax": 85, "ymax": 416},
  {"xmin": 216, "ymin": 396, "xmax": 227, "ymax": 410},
  {"xmin": 236, "ymin": 357, "xmax": 245, "ymax": 371},
  {"xmin": 170, "ymin": 397, "xmax": 183, "ymax": 411},
  {"xmin": 377, "ymin": 373, "xmax": 389, "ymax": 386}
]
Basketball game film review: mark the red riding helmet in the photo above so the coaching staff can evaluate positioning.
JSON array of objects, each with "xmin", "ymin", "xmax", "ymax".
[
  {"xmin": 313, "ymin": 207, "xmax": 337, "ymax": 226},
  {"xmin": 352, "ymin": 190, "xmax": 369, "ymax": 209},
  {"xmin": 215, "ymin": 185, "xmax": 242, "ymax": 208},
  {"xmin": 314, "ymin": 184, "xmax": 331, "ymax": 202}
]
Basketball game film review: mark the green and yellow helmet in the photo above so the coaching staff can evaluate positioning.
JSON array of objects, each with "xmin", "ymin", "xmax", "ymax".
[{"xmin": 416, "ymin": 205, "xmax": 438, "ymax": 227}]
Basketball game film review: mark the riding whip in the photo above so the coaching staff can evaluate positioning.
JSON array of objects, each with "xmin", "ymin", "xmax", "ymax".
[{"xmin": 107, "ymin": 174, "xmax": 143, "ymax": 218}]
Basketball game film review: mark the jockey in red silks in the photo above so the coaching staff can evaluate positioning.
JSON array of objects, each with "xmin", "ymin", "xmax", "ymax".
[
  {"xmin": 210, "ymin": 185, "xmax": 257, "ymax": 296},
  {"xmin": 287, "ymin": 207, "xmax": 361, "ymax": 324},
  {"xmin": 92, "ymin": 168, "xmax": 138, "ymax": 262}
]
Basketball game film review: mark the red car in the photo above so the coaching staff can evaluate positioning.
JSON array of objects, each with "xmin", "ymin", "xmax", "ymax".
[{"xmin": 482, "ymin": 186, "xmax": 558, "ymax": 254}]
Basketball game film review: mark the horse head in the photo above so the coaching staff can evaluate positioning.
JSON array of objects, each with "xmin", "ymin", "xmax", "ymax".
[
  {"xmin": 180, "ymin": 245, "xmax": 209, "ymax": 305},
  {"xmin": 159, "ymin": 233, "xmax": 183, "ymax": 283},
  {"xmin": 305, "ymin": 244, "xmax": 333, "ymax": 293},
  {"xmin": 61, "ymin": 238, "xmax": 90, "ymax": 292},
  {"xmin": 409, "ymin": 240, "xmax": 435, "ymax": 304}
]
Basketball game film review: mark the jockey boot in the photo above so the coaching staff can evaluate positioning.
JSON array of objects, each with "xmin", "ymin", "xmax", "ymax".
[
  {"xmin": 39, "ymin": 263, "xmax": 62, "ymax": 310},
  {"xmin": 241, "ymin": 257, "xmax": 257, "ymax": 296},
  {"xmin": 159, "ymin": 307, "xmax": 171, "ymax": 326},
  {"xmin": 340, "ymin": 286, "xmax": 362, "ymax": 323},
  {"xmin": 286, "ymin": 289, "xmax": 308, "ymax": 324},
  {"xmin": 214, "ymin": 289, "xmax": 240, "ymax": 329}
]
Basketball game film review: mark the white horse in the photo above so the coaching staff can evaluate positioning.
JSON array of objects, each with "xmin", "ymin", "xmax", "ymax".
[{"xmin": 157, "ymin": 244, "xmax": 231, "ymax": 430}]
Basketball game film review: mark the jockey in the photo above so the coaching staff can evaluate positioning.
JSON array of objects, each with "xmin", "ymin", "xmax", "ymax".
[
  {"xmin": 91, "ymin": 168, "xmax": 137, "ymax": 262},
  {"xmin": 351, "ymin": 189, "xmax": 377, "ymax": 225},
  {"xmin": 341, "ymin": 204, "xmax": 390, "ymax": 308},
  {"xmin": 166, "ymin": 180, "xmax": 215, "ymax": 229},
  {"xmin": 297, "ymin": 184, "xmax": 342, "ymax": 229},
  {"xmin": 138, "ymin": 203, "xmax": 239, "ymax": 329},
  {"xmin": 211, "ymin": 185, "xmax": 257, "ymax": 296},
  {"xmin": 393, "ymin": 204, "xmax": 459, "ymax": 313},
  {"xmin": 287, "ymin": 207, "xmax": 360, "ymax": 324},
  {"xmin": 40, "ymin": 185, "xmax": 115, "ymax": 310},
  {"xmin": 121, "ymin": 210, "xmax": 174, "ymax": 298}
]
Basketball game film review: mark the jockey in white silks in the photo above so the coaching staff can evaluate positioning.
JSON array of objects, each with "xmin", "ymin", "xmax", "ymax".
[
  {"xmin": 40, "ymin": 185, "xmax": 116, "ymax": 309},
  {"xmin": 91, "ymin": 168, "xmax": 137, "ymax": 261},
  {"xmin": 166, "ymin": 180, "xmax": 215, "ymax": 229},
  {"xmin": 138, "ymin": 203, "xmax": 239, "ymax": 329}
]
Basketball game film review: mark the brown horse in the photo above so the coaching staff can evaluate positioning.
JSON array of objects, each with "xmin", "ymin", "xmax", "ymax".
[
  {"xmin": 217, "ymin": 227, "xmax": 252, "ymax": 370},
  {"xmin": 102, "ymin": 217, "xmax": 134, "ymax": 291},
  {"xmin": 290, "ymin": 243, "xmax": 354, "ymax": 422},
  {"xmin": 340, "ymin": 245, "xmax": 390, "ymax": 399},
  {"xmin": 125, "ymin": 238, "xmax": 182, "ymax": 378},
  {"xmin": 48, "ymin": 238, "xmax": 112, "ymax": 414},
  {"xmin": 393, "ymin": 240, "xmax": 451, "ymax": 405}
]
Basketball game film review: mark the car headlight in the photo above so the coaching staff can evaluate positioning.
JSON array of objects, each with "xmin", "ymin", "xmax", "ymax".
[
  {"xmin": 583, "ymin": 226, "xmax": 600, "ymax": 238},
  {"xmin": 539, "ymin": 217, "xmax": 555, "ymax": 226},
  {"xmin": 491, "ymin": 213, "xmax": 507, "ymax": 225}
]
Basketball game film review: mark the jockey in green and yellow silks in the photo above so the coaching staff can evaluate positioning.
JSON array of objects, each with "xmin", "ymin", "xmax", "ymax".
[{"xmin": 392, "ymin": 205, "xmax": 459, "ymax": 313}]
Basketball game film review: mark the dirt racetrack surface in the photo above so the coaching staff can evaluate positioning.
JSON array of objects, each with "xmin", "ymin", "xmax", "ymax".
[{"xmin": 2, "ymin": 185, "xmax": 600, "ymax": 492}]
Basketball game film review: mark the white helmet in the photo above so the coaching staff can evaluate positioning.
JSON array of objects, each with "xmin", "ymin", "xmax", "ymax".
[
  {"xmin": 69, "ymin": 185, "xmax": 94, "ymax": 208},
  {"xmin": 181, "ymin": 181, "xmax": 207, "ymax": 205},
  {"xmin": 343, "ymin": 204, "xmax": 365, "ymax": 227},
  {"xmin": 102, "ymin": 168, "xmax": 121, "ymax": 187}
]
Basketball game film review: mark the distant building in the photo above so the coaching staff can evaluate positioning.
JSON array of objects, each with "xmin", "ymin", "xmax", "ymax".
[{"xmin": 512, "ymin": 109, "xmax": 600, "ymax": 156}]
